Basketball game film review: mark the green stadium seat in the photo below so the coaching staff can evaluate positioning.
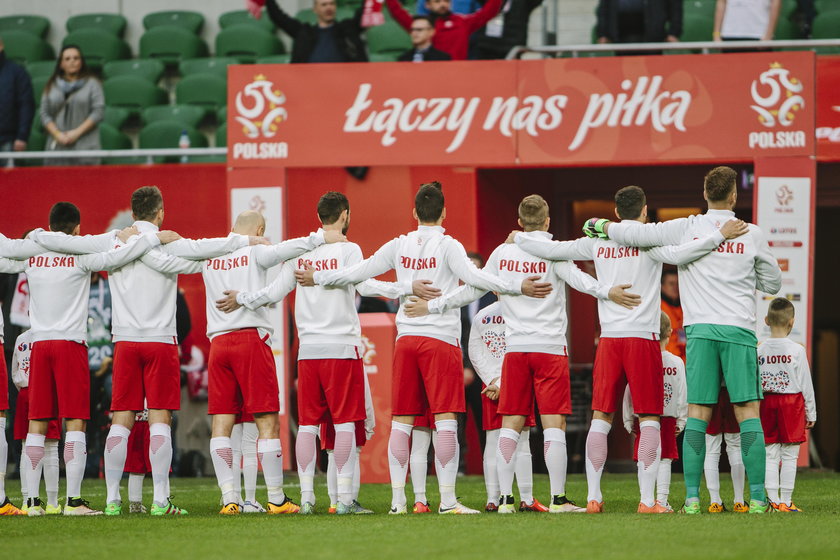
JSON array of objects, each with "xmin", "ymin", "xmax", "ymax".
[
  {"xmin": 102, "ymin": 106, "xmax": 131, "ymax": 130},
  {"xmin": 66, "ymin": 13, "xmax": 128, "ymax": 37},
  {"xmin": 24, "ymin": 124, "xmax": 46, "ymax": 166},
  {"xmin": 337, "ymin": 0, "xmax": 364, "ymax": 8},
  {"xmin": 682, "ymin": 0, "xmax": 715, "ymax": 18},
  {"xmin": 142, "ymin": 104, "xmax": 207, "ymax": 128},
  {"xmin": 218, "ymin": 10, "xmax": 275, "ymax": 32},
  {"xmin": 774, "ymin": 12, "xmax": 801, "ymax": 40},
  {"xmin": 99, "ymin": 122, "xmax": 132, "ymax": 150},
  {"xmin": 62, "ymin": 28, "xmax": 131, "ymax": 72},
  {"xmin": 295, "ymin": 9, "xmax": 318, "ymax": 25},
  {"xmin": 139, "ymin": 26, "xmax": 209, "ymax": 68},
  {"xmin": 103, "ymin": 75, "xmax": 169, "ymax": 119},
  {"xmin": 0, "ymin": 15, "xmax": 50, "ymax": 38},
  {"xmin": 217, "ymin": 106, "xmax": 227, "ymax": 126},
  {"xmin": 812, "ymin": 11, "xmax": 840, "ymax": 53},
  {"xmin": 176, "ymin": 74, "xmax": 227, "ymax": 113},
  {"xmin": 216, "ymin": 123, "xmax": 227, "ymax": 147},
  {"xmin": 103, "ymin": 59, "xmax": 165, "ymax": 83},
  {"xmin": 178, "ymin": 57, "xmax": 238, "ymax": 79},
  {"xmin": 142, "ymin": 11, "xmax": 205, "ymax": 34},
  {"xmin": 680, "ymin": 14, "xmax": 714, "ymax": 42},
  {"xmin": 31, "ymin": 75, "xmax": 49, "ymax": 106},
  {"xmin": 369, "ymin": 52, "xmax": 401, "ymax": 62},
  {"xmin": 215, "ymin": 25, "xmax": 284, "ymax": 63},
  {"xmin": 25, "ymin": 60, "xmax": 56, "ymax": 79},
  {"xmin": 815, "ymin": 0, "xmax": 840, "ymax": 14},
  {"xmin": 366, "ymin": 20, "xmax": 411, "ymax": 54},
  {"xmin": 139, "ymin": 121, "xmax": 208, "ymax": 163},
  {"xmin": 2, "ymin": 30, "xmax": 54, "ymax": 64},
  {"xmin": 256, "ymin": 54, "xmax": 291, "ymax": 64}
]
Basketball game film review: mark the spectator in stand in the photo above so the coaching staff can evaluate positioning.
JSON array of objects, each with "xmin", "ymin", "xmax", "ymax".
[
  {"xmin": 713, "ymin": 0, "xmax": 781, "ymax": 43},
  {"xmin": 473, "ymin": 0, "xmax": 543, "ymax": 60},
  {"xmin": 417, "ymin": 0, "xmax": 480, "ymax": 16},
  {"xmin": 595, "ymin": 0, "xmax": 682, "ymax": 47},
  {"xmin": 660, "ymin": 268, "xmax": 686, "ymax": 362},
  {"xmin": 40, "ymin": 45, "xmax": 104, "ymax": 166},
  {"xmin": 0, "ymin": 36, "xmax": 35, "ymax": 162},
  {"xmin": 265, "ymin": 0, "xmax": 368, "ymax": 63},
  {"xmin": 398, "ymin": 16, "xmax": 452, "ymax": 61},
  {"xmin": 385, "ymin": 0, "xmax": 504, "ymax": 60}
]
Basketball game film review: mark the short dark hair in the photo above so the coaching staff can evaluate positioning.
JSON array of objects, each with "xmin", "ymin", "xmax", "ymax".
[
  {"xmin": 467, "ymin": 251, "xmax": 484, "ymax": 267},
  {"xmin": 415, "ymin": 181, "xmax": 444, "ymax": 222},
  {"xmin": 131, "ymin": 186, "xmax": 163, "ymax": 222},
  {"xmin": 317, "ymin": 191, "xmax": 349, "ymax": 225},
  {"xmin": 704, "ymin": 166, "xmax": 737, "ymax": 202},
  {"xmin": 49, "ymin": 202, "xmax": 81, "ymax": 234},
  {"xmin": 767, "ymin": 297, "xmax": 795, "ymax": 327},
  {"xmin": 412, "ymin": 15, "xmax": 433, "ymax": 26},
  {"xmin": 615, "ymin": 186, "xmax": 646, "ymax": 220},
  {"xmin": 661, "ymin": 268, "xmax": 678, "ymax": 282},
  {"xmin": 518, "ymin": 194, "xmax": 549, "ymax": 230}
]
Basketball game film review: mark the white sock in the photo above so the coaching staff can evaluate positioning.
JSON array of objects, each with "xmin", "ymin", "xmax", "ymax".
[
  {"xmin": 230, "ymin": 423, "xmax": 243, "ymax": 504},
  {"xmin": 18, "ymin": 454, "xmax": 28, "ymax": 503},
  {"xmin": 544, "ymin": 428, "xmax": 568, "ymax": 497},
  {"xmin": 483, "ymin": 429, "xmax": 500, "ymax": 505},
  {"xmin": 352, "ymin": 448, "xmax": 361, "ymax": 501},
  {"xmin": 657, "ymin": 458, "xmax": 673, "ymax": 506},
  {"xmin": 388, "ymin": 421, "xmax": 413, "ymax": 508},
  {"xmin": 765, "ymin": 443, "xmax": 782, "ymax": 504},
  {"xmin": 334, "ymin": 423, "xmax": 357, "ymax": 507},
  {"xmin": 724, "ymin": 432, "xmax": 745, "ymax": 504},
  {"xmin": 149, "ymin": 423, "xmax": 173, "ymax": 507},
  {"xmin": 44, "ymin": 440, "xmax": 59, "ymax": 507},
  {"xmin": 104, "ymin": 424, "xmax": 131, "ymax": 504},
  {"xmin": 0, "ymin": 418, "xmax": 6, "ymax": 502},
  {"xmin": 210, "ymin": 437, "xmax": 238, "ymax": 505},
  {"xmin": 24, "ymin": 433, "xmax": 46, "ymax": 503},
  {"xmin": 410, "ymin": 427, "xmax": 431, "ymax": 505},
  {"xmin": 515, "ymin": 430, "xmax": 534, "ymax": 505},
  {"xmin": 242, "ymin": 422, "xmax": 259, "ymax": 503},
  {"xmin": 704, "ymin": 433, "xmax": 722, "ymax": 504},
  {"xmin": 128, "ymin": 473, "xmax": 144, "ymax": 503},
  {"xmin": 63, "ymin": 431, "xmax": 86, "ymax": 500},
  {"xmin": 296, "ymin": 425, "xmax": 319, "ymax": 505},
  {"xmin": 258, "ymin": 438, "xmax": 285, "ymax": 504},
  {"xmin": 779, "ymin": 444, "xmax": 799, "ymax": 505},
  {"xmin": 435, "ymin": 419, "xmax": 459, "ymax": 509},
  {"xmin": 585, "ymin": 419, "xmax": 611, "ymax": 502},
  {"xmin": 637, "ymin": 420, "xmax": 661, "ymax": 507},
  {"xmin": 496, "ymin": 427, "xmax": 519, "ymax": 498},
  {"xmin": 326, "ymin": 450, "xmax": 337, "ymax": 505}
]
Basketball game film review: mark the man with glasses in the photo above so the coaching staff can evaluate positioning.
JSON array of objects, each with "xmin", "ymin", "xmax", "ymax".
[{"xmin": 398, "ymin": 16, "xmax": 452, "ymax": 61}]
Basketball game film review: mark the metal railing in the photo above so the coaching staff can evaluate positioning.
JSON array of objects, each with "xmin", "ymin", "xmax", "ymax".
[
  {"xmin": 506, "ymin": 38, "xmax": 840, "ymax": 59},
  {"xmin": 2, "ymin": 147, "xmax": 227, "ymax": 167}
]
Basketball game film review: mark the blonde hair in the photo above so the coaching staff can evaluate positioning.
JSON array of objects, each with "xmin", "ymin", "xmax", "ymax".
[
  {"xmin": 659, "ymin": 311, "xmax": 672, "ymax": 340},
  {"xmin": 518, "ymin": 194, "xmax": 548, "ymax": 231}
]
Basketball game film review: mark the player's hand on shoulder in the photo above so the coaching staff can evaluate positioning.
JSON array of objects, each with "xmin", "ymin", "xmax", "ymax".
[
  {"xmin": 323, "ymin": 230, "xmax": 347, "ymax": 244},
  {"xmin": 117, "ymin": 226, "xmax": 139, "ymax": 243},
  {"xmin": 215, "ymin": 290, "xmax": 242, "ymax": 313},
  {"xmin": 608, "ymin": 283, "xmax": 641, "ymax": 309},
  {"xmin": 412, "ymin": 279, "xmax": 441, "ymax": 300},
  {"xmin": 249, "ymin": 235, "xmax": 270, "ymax": 246},
  {"xmin": 156, "ymin": 230, "xmax": 182, "ymax": 244},
  {"xmin": 505, "ymin": 230, "xmax": 521, "ymax": 244},
  {"xmin": 583, "ymin": 218, "xmax": 610, "ymax": 239},
  {"xmin": 521, "ymin": 275, "xmax": 552, "ymax": 298},
  {"xmin": 719, "ymin": 219, "xmax": 749, "ymax": 239},
  {"xmin": 404, "ymin": 296, "xmax": 430, "ymax": 317},
  {"xmin": 295, "ymin": 262, "xmax": 316, "ymax": 286}
]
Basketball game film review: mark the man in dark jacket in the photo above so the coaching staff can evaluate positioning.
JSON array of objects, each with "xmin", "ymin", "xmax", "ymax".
[
  {"xmin": 398, "ymin": 16, "xmax": 452, "ymax": 61},
  {"xmin": 473, "ymin": 0, "xmax": 543, "ymax": 60},
  {"xmin": 596, "ymin": 0, "xmax": 682, "ymax": 45},
  {"xmin": 266, "ymin": 0, "xmax": 368, "ymax": 63},
  {"xmin": 0, "ymin": 36, "xmax": 35, "ymax": 155}
]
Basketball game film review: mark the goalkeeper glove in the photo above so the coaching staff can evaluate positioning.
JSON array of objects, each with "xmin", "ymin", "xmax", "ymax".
[{"xmin": 583, "ymin": 218, "xmax": 610, "ymax": 239}]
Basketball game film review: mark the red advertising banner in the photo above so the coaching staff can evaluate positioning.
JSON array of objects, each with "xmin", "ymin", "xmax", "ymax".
[
  {"xmin": 227, "ymin": 52, "xmax": 815, "ymax": 168},
  {"xmin": 816, "ymin": 56, "xmax": 840, "ymax": 161}
]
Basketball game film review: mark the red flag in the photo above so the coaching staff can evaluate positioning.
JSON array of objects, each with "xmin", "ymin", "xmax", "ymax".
[
  {"xmin": 246, "ymin": 0, "xmax": 265, "ymax": 19},
  {"xmin": 361, "ymin": 0, "xmax": 385, "ymax": 28}
]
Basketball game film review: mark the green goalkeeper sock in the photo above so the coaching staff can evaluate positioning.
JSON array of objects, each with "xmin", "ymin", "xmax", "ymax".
[
  {"xmin": 682, "ymin": 417, "xmax": 708, "ymax": 501},
  {"xmin": 739, "ymin": 418, "xmax": 767, "ymax": 503}
]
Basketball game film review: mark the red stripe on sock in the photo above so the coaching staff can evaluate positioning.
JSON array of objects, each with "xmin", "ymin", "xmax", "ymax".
[
  {"xmin": 389, "ymin": 429, "xmax": 410, "ymax": 468},
  {"xmin": 435, "ymin": 430, "xmax": 457, "ymax": 468},
  {"xmin": 499, "ymin": 436, "xmax": 517, "ymax": 464},
  {"xmin": 586, "ymin": 430, "xmax": 609, "ymax": 472}
]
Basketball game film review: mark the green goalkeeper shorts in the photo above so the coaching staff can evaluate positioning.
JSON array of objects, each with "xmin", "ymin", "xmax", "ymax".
[{"xmin": 685, "ymin": 324, "xmax": 762, "ymax": 405}]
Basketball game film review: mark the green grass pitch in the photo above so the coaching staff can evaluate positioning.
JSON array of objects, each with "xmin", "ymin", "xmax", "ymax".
[{"xmin": 4, "ymin": 472, "xmax": 839, "ymax": 559}]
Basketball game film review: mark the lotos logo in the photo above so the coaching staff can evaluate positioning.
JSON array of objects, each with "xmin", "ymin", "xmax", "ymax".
[
  {"xmin": 750, "ymin": 63, "xmax": 805, "ymax": 128},
  {"xmin": 235, "ymin": 74, "xmax": 288, "ymax": 139},
  {"xmin": 776, "ymin": 185, "xmax": 793, "ymax": 206}
]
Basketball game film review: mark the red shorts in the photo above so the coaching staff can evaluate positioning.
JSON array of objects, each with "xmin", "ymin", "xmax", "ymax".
[
  {"xmin": 298, "ymin": 357, "xmax": 365, "ymax": 425},
  {"xmin": 13, "ymin": 388, "xmax": 61, "ymax": 440},
  {"xmin": 413, "ymin": 407, "xmax": 435, "ymax": 429},
  {"xmin": 498, "ymin": 352, "xmax": 570, "ymax": 417},
  {"xmin": 632, "ymin": 416, "xmax": 679, "ymax": 461},
  {"xmin": 125, "ymin": 420, "xmax": 152, "ymax": 474},
  {"xmin": 761, "ymin": 393, "xmax": 806, "ymax": 444},
  {"xmin": 0, "ymin": 358, "xmax": 7, "ymax": 410},
  {"xmin": 320, "ymin": 420, "xmax": 367, "ymax": 451},
  {"xmin": 707, "ymin": 388, "xmax": 739, "ymax": 434},
  {"xmin": 392, "ymin": 336, "xmax": 465, "ymax": 415},
  {"xmin": 208, "ymin": 330, "xmax": 279, "ymax": 416},
  {"xmin": 112, "ymin": 341, "xmax": 181, "ymax": 411},
  {"xmin": 481, "ymin": 391, "xmax": 535, "ymax": 431},
  {"xmin": 592, "ymin": 337, "xmax": 663, "ymax": 416},
  {"xmin": 29, "ymin": 340, "xmax": 90, "ymax": 420}
]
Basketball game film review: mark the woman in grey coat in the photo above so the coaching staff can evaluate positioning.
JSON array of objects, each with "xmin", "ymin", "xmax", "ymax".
[{"xmin": 40, "ymin": 45, "xmax": 104, "ymax": 165}]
